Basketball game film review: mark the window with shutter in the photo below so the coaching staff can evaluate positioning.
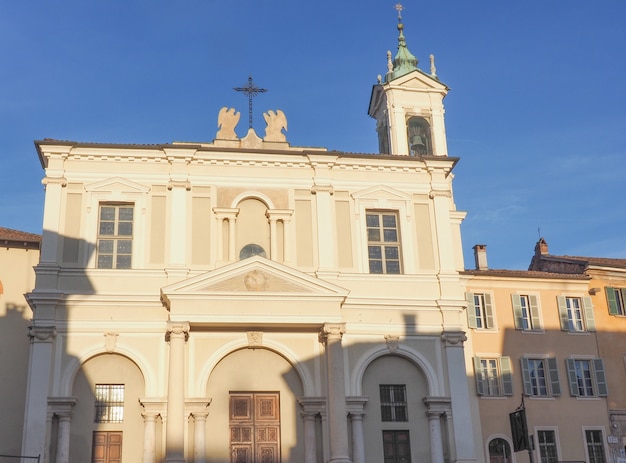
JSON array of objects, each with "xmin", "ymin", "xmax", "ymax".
[
  {"xmin": 521, "ymin": 357, "xmax": 559, "ymax": 397},
  {"xmin": 466, "ymin": 292, "xmax": 495, "ymax": 330},
  {"xmin": 473, "ymin": 356, "xmax": 512, "ymax": 397},
  {"xmin": 606, "ymin": 287, "xmax": 626, "ymax": 316}
]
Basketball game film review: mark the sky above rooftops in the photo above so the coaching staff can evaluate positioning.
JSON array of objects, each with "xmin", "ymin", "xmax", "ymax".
[{"xmin": 1, "ymin": 0, "xmax": 625, "ymax": 270}]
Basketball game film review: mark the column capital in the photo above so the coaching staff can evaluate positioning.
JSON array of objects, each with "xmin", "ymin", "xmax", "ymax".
[
  {"xmin": 311, "ymin": 184, "xmax": 334, "ymax": 195},
  {"xmin": 346, "ymin": 396, "xmax": 368, "ymax": 416},
  {"xmin": 213, "ymin": 207, "xmax": 239, "ymax": 220},
  {"xmin": 166, "ymin": 322, "xmax": 190, "ymax": 342},
  {"xmin": 298, "ymin": 397, "xmax": 327, "ymax": 415},
  {"xmin": 48, "ymin": 397, "xmax": 78, "ymax": 417},
  {"xmin": 441, "ymin": 330, "xmax": 467, "ymax": 347},
  {"xmin": 319, "ymin": 323, "xmax": 346, "ymax": 343},
  {"xmin": 28, "ymin": 325, "xmax": 57, "ymax": 343},
  {"xmin": 167, "ymin": 180, "xmax": 191, "ymax": 191},
  {"xmin": 423, "ymin": 396, "xmax": 452, "ymax": 417},
  {"xmin": 266, "ymin": 209, "xmax": 294, "ymax": 222},
  {"xmin": 42, "ymin": 176, "xmax": 68, "ymax": 188}
]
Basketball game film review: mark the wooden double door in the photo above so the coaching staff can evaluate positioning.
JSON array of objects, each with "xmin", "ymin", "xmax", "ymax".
[
  {"xmin": 92, "ymin": 431, "xmax": 122, "ymax": 463},
  {"xmin": 230, "ymin": 392, "xmax": 281, "ymax": 463}
]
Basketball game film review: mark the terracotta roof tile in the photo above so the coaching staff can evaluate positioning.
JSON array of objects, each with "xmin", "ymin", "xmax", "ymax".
[
  {"xmin": 0, "ymin": 227, "xmax": 42, "ymax": 244},
  {"xmin": 462, "ymin": 269, "xmax": 589, "ymax": 280}
]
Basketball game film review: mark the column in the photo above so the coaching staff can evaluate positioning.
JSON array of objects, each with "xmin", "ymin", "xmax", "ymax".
[
  {"xmin": 167, "ymin": 180, "xmax": 191, "ymax": 268},
  {"xmin": 320, "ymin": 323, "xmax": 351, "ymax": 463},
  {"xmin": 213, "ymin": 208, "xmax": 238, "ymax": 263},
  {"xmin": 346, "ymin": 397, "xmax": 368, "ymax": 463},
  {"xmin": 298, "ymin": 397, "xmax": 325, "ymax": 463},
  {"xmin": 266, "ymin": 209, "xmax": 293, "ymax": 263},
  {"xmin": 21, "ymin": 325, "xmax": 57, "ymax": 459},
  {"xmin": 40, "ymin": 176, "xmax": 67, "ymax": 265},
  {"xmin": 142, "ymin": 413, "xmax": 158, "ymax": 463},
  {"xmin": 191, "ymin": 412, "xmax": 208, "ymax": 463},
  {"xmin": 56, "ymin": 413, "xmax": 72, "ymax": 463},
  {"xmin": 48, "ymin": 397, "xmax": 78, "ymax": 463},
  {"xmin": 441, "ymin": 332, "xmax": 477, "ymax": 463},
  {"xmin": 165, "ymin": 322, "xmax": 189, "ymax": 463},
  {"xmin": 309, "ymin": 155, "xmax": 338, "ymax": 273},
  {"xmin": 423, "ymin": 397, "xmax": 451, "ymax": 463}
]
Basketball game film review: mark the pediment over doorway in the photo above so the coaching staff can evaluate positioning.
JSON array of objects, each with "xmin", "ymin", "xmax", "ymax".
[{"xmin": 161, "ymin": 256, "xmax": 349, "ymax": 326}]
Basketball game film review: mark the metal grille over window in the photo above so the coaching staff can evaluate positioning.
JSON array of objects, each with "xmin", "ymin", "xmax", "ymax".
[
  {"xmin": 367, "ymin": 212, "xmax": 401, "ymax": 274},
  {"xmin": 97, "ymin": 205, "xmax": 133, "ymax": 269},
  {"xmin": 379, "ymin": 385, "xmax": 408, "ymax": 422},
  {"xmin": 95, "ymin": 384, "xmax": 125, "ymax": 423}
]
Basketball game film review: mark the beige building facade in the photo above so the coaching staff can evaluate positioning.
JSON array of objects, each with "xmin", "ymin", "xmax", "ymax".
[
  {"xmin": 20, "ymin": 17, "xmax": 484, "ymax": 463},
  {"xmin": 0, "ymin": 227, "xmax": 40, "ymax": 456},
  {"xmin": 464, "ymin": 243, "xmax": 622, "ymax": 463}
]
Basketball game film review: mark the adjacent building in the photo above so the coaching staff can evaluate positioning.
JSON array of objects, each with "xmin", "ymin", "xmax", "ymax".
[{"xmin": 0, "ymin": 227, "xmax": 41, "ymax": 456}]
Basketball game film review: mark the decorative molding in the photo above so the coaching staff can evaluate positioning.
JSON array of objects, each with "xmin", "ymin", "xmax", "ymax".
[
  {"xmin": 104, "ymin": 332, "xmax": 119, "ymax": 353},
  {"xmin": 441, "ymin": 331, "xmax": 467, "ymax": 346},
  {"xmin": 247, "ymin": 331, "xmax": 263, "ymax": 347},
  {"xmin": 384, "ymin": 335, "xmax": 400, "ymax": 353},
  {"xmin": 243, "ymin": 270, "xmax": 269, "ymax": 291},
  {"xmin": 28, "ymin": 325, "xmax": 57, "ymax": 342}
]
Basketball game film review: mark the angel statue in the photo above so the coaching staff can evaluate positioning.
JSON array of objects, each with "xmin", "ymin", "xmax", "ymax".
[
  {"xmin": 263, "ymin": 109, "xmax": 287, "ymax": 142},
  {"xmin": 216, "ymin": 107, "xmax": 240, "ymax": 140}
]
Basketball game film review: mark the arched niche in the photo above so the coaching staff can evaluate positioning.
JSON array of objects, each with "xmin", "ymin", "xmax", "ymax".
[
  {"xmin": 361, "ymin": 354, "xmax": 432, "ymax": 463},
  {"xmin": 236, "ymin": 197, "xmax": 270, "ymax": 260}
]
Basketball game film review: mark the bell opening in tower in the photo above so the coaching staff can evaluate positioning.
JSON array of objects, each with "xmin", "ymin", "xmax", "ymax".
[{"xmin": 407, "ymin": 117, "xmax": 432, "ymax": 156}]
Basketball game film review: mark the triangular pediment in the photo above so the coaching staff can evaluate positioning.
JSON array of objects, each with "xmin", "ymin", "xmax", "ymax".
[
  {"xmin": 351, "ymin": 185, "xmax": 412, "ymax": 202},
  {"xmin": 161, "ymin": 257, "xmax": 349, "ymax": 325},
  {"xmin": 85, "ymin": 177, "xmax": 150, "ymax": 194},
  {"xmin": 162, "ymin": 256, "xmax": 349, "ymax": 299},
  {"xmin": 388, "ymin": 69, "xmax": 448, "ymax": 92}
]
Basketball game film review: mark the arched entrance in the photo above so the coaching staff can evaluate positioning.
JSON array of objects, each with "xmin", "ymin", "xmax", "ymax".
[{"xmin": 205, "ymin": 347, "xmax": 305, "ymax": 463}]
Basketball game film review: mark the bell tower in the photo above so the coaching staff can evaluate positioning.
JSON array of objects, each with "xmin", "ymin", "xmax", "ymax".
[{"xmin": 368, "ymin": 5, "xmax": 449, "ymax": 156}]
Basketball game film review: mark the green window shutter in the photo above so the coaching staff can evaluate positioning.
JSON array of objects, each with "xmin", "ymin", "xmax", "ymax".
[
  {"xmin": 484, "ymin": 293, "xmax": 494, "ymax": 329},
  {"xmin": 547, "ymin": 357, "xmax": 560, "ymax": 396},
  {"xmin": 466, "ymin": 293, "xmax": 477, "ymax": 329},
  {"xmin": 566, "ymin": 359, "xmax": 579, "ymax": 396},
  {"xmin": 529, "ymin": 295, "xmax": 542, "ymax": 330},
  {"xmin": 473, "ymin": 357, "xmax": 484, "ymax": 396},
  {"xmin": 557, "ymin": 296, "xmax": 569, "ymax": 331},
  {"xmin": 500, "ymin": 356, "xmax": 513, "ymax": 396},
  {"xmin": 520, "ymin": 357, "xmax": 532, "ymax": 396},
  {"xmin": 593, "ymin": 359, "xmax": 608, "ymax": 397},
  {"xmin": 511, "ymin": 294, "xmax": 523, "ymax": 330},
  {"xmin": 583, "ymin": 296, "xmax": 596, "ymax": 331},
  {"xmin": 606, "ymin": 288, "xmax": 619, "ymax": 315},
  {"xmin": 621, "ymin": 289, "xmax": 626, "ymax": 314}
]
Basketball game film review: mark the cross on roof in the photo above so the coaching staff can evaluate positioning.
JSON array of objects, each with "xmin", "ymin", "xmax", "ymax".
[
  {"xmin": 395, "ymin": 3, "xmax": 404, "ymax": 20},
  {"xmin": 233, "ymin": 76, "xmax": 268, "ymax": 129}
]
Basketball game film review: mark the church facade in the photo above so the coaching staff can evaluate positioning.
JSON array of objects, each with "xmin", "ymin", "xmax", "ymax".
[{"xmin": 21, "ymin": 16, "xmax": 483, "ymax": 463}]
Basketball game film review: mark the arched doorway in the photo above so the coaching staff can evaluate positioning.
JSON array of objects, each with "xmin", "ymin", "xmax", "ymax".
[
  {"xmin": 205, "ymin": 347, "xmax": 304, "ymax": 463},
  {"xmin": 488, "ymin": 437, "xmax": 512, "ymax": 463}
]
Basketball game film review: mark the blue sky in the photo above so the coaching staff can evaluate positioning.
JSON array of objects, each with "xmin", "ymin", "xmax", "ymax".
[{"xmin": 1, "ymin": 1, "xmax": 625, "ymax": 270}]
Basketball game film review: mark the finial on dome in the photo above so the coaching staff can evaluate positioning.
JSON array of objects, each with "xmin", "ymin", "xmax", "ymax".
[
  {"xmin": 395, "ymin": 3, "xmax": 404, "ymax": 21},
  {"xmin": 385, "ymin": 3, "xmax": 418, "ymax": 82},
  {"xmin": 386, "ymin": 50, "xmax": 393, "ymax": 74},
  {"xmin": 430, "ymin": 54, "xmax": 438, "ymax": 79}
]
